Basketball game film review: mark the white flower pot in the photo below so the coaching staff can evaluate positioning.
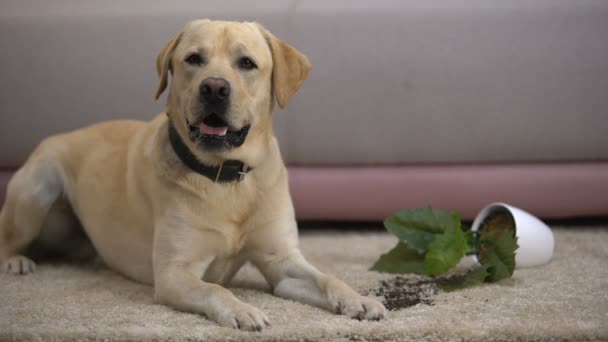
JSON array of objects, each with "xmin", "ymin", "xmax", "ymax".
[{"xmin": 471, "ymin": 202, "xmax": 555, "ymax": 268}]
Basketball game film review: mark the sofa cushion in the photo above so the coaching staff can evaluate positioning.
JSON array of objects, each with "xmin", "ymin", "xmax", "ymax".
[{"xmin": 1, "ymin": 0, "xmax": 607, "ymax": 167}]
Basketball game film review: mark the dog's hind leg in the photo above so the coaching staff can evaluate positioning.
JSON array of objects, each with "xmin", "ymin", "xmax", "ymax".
[
  {"xmin": 0, "ymin": 145, "xmax": 66, "ymax": 275},
  {"xmin": 25, "ymin": 199, "xmax": 96, "ymax": 263}
]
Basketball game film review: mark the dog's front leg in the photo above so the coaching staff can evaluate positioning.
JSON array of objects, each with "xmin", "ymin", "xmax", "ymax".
[
  {"xmin": 154, "ymin": 261, "xmax": 269, "ymax": 330},
  {"xmin": 251, "ymin": 242, "xmax": 386, "ymax": 321},
  {"xmin": 153, "ymin": 226, "xmax": 270, "ymax": 331}
]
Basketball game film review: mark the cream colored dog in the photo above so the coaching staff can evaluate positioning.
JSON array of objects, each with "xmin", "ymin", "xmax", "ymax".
[{"xmin": 0, "ymin": 20, "xmax": 386, "ymax": 330}]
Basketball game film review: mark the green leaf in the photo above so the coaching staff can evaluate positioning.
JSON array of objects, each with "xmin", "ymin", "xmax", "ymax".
[
  {"xmin": 437, "ymin": 227, "xmax": 519, "ymax": 290},
  {"xmin": 384, "ymin": 218, "xmax": 436, "ymax": 254},
  {"xmin": 491, "ymin": 229, "xmax": 518, "ymax": 274},
  {"xmin": 383, "ymin": 207, "xmax": 462, "ymax": 253},
  {"xmin": 478, "ymin": 229, "xmax": 519, "ymax": 282},
  {"xmin": 464, "ymin": 230, "xmax": 476, "ymax": 255},
  {"xmin": 462, "ymin": 264, "xmax": 491, "ymax": 287},
  {"xmin": 480, "ymin": 247, "xmax": 511, "ymax": 282},
  {"xmin": 370, "ymin": 242, "xmax": 426, "ymax": 274},
  {"xmin": 437, "ymin": 264, "xmax": 490, "ymax": 291},
  {"xmin": 424, "ymin": 220, "xmax": 467, "ymax": 276},
  {"xmin": 391, "ymin": 207, "xmax": 459, "ymax": 234}
]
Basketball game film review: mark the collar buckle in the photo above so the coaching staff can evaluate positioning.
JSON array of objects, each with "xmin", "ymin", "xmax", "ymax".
[
  {"xmin": 238, "ymin": 164, "xmax": 249, "ymax": 182},
  {"xmin": 213, "ymin": 162, "xmax": 249, "ymax": 183},
  {"xmin": 213, "ymin": 162, "xmax": 224, "ymax": 183}
]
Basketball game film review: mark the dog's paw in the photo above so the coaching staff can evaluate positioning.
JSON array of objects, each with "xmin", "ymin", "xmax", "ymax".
[
  {"xmin": 215, "ymin": 302, "xmax": 271, "ymax": 331},
  {"xmin": 359, "ymin": 296, "xmax": 387, "ymax": 321},
  {"xmin": 1, "ymin": 255, "xmax": 36, "ymax": 275},
  {"xmin": 326, "ymin": 279, "xmax": 387, "ymax": 321},
  {"xmin": 332, "ymin": 294, "xmax": 386, "ymax": 321}
]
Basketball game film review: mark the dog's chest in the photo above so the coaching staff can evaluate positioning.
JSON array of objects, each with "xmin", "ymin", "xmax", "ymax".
[
  {"xmin": 182, "ymin": 190, "xmax": 258, "ymax": 250},
  {"xmin": 199, "ymin": 224, "xmax": 253, "ymax": 285},
  {"xmin": 219, "ymin": 223, "xmax": 251, "ymax": 254}
]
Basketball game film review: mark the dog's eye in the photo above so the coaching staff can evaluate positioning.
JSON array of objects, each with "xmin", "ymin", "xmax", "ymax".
[
  {"xmin": 185, "ymin": 53, "xmax": 203, "ymax": 66},
  {"xmin": 238, "ymin": 57, "xmax": 257, "ymax": 70}
]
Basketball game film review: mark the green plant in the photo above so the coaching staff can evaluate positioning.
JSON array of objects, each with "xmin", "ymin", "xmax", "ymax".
[{"xmin": 371, "ymin": 207, "xmax": 519, "ymax": 289}]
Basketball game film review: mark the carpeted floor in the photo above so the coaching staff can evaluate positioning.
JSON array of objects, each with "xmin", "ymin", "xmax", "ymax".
[{"xmin": 1, "ymin": 227, "xmax": 607, "ymax": 341}]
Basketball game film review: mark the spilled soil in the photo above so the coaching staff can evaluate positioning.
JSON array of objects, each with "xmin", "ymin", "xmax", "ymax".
[{"xmin": 372, "ymin": 276, "xmax": 439, "ymax": 311}]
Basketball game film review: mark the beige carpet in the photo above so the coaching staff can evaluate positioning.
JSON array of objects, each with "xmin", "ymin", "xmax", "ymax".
[{"xmin": 1, "ymin": 227, "xmax": 607, "ymax": 341}]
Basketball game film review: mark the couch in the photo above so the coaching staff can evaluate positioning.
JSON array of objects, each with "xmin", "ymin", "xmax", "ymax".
[{"xmin": 1, "ymin": 0, "xmax": 607, "ymax": 220}]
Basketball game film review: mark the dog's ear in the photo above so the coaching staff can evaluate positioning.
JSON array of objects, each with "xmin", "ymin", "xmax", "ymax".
[
  {"xmin": 257, "ymin": 24, "xmax": 311, "ymax": 109},
  {"xmin": 155, "ymin": 30, "xmax": 184, "ymax": 100}
]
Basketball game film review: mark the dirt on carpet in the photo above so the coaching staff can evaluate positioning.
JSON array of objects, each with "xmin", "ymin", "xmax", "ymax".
[{"xmin": 371, "ymin": 276, "xmax": 440, "ymax": 311}]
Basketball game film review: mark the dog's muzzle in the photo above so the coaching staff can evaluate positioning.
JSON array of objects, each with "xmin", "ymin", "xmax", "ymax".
[
  {"xmin": 188, "ymin": 77, "xmax": 250, "ymax": 150},
  {"xmin": 187, "ymin": 114, "xmax": 250, "ymax": 150}
]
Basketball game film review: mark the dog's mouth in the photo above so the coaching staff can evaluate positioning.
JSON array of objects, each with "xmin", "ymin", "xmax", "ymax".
[{"xmin": 187, "ymin": 114, "xmax": 250, "ymax": 150}]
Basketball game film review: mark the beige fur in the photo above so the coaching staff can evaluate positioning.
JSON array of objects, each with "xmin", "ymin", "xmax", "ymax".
[{"xmin": 0, "ymin": 20, "xmax": 385, "ymax": 331}]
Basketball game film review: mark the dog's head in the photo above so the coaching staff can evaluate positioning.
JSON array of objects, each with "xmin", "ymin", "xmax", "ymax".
[{"xmin": 155, "ymin": 20, "xmax": 310, "ymax": 161}]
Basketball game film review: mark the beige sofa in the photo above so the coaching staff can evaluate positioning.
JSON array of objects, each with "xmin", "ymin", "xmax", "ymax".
[{"xmin": 1, "ymin": 0, "xmax": 607, "ymax": 220}]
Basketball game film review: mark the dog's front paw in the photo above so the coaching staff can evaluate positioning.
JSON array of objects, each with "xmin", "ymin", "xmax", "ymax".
[
  {"xmin": 333, "ymin": 294, "xmax": 386, "ymax": 321},
  {"xmin": 327, "ymin": 279, "xmax": 386, "ymax": 321},
  {"xmin": 215, "ymin": 301, "xmax": 271, "ymax": 331},
  {"xmin": 1, "ymin": 255, "xmax": 36, "ymax": 275}
]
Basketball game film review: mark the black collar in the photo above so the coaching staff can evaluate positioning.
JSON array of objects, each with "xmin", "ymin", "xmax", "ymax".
[{"xmin": 168, "ymin": 122, "xmax": 252, "ymax": 183}]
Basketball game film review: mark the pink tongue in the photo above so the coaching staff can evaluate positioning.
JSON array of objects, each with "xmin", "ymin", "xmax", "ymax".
[{"xmin": 199, "ymin": 122, "xmax": 228, "ymax": 136}]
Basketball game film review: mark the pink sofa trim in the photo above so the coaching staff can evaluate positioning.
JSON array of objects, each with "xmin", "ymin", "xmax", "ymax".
[
  {"xmin": 2, "ymin": 163, "xmax": 607, "ymax": 221},
  {"xmin": 288, "ymin": 163, "xmax": 608, "ymax": 221}
]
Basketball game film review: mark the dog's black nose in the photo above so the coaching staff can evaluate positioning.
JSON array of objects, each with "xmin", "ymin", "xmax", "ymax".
[{"xmin": 200, "ymin": 77, "xmax": 231, "ymax": 103}]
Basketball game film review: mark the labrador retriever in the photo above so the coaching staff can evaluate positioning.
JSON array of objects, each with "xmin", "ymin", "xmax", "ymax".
[{"xmin": 0, "ymin": 20, "xmax": 386, "ymax": 330}]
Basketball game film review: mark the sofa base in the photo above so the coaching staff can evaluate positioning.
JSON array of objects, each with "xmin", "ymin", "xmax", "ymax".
[
  {"xmin": 288, "ymin": 163, "xmax": 608, "ymax": 221},
  {"xmin": 2, "ymin": 163, "xmax": 607, "ymax": 221}
]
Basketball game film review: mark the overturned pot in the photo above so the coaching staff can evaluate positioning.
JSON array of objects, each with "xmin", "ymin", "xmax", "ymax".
[{"xmin": 471, "ymin": 203, "xmax": 555, "ymax": 268}]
